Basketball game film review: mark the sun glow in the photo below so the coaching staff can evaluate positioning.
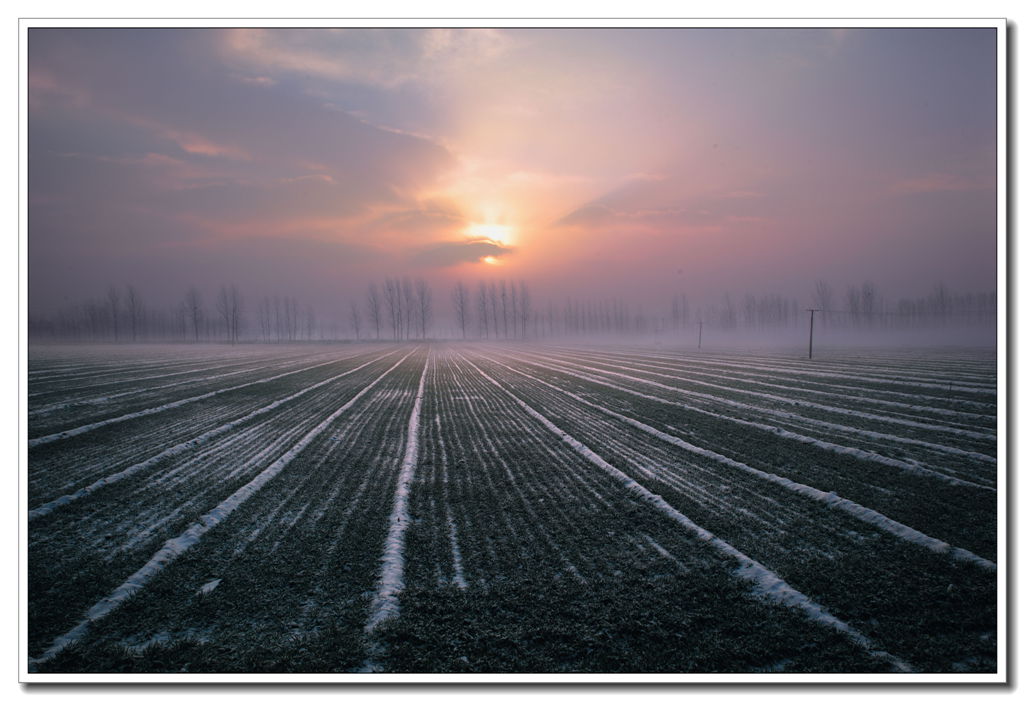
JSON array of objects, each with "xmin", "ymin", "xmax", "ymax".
[{"xmin": 482, "ymin": 255, "xmax": 501, "ymax": 265}]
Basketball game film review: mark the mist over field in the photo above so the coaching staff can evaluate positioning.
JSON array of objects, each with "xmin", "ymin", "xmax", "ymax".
[{"xmin": 25, "ymin": 26, "xmax": 1002, "ymax": 678}]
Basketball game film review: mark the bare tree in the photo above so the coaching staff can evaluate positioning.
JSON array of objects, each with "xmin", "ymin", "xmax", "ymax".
[
  {"xmin": 500, "ymin": 280, "xmax": 509, "ymax": 338},
  {"xmin": 258, "ymin": 297, "xmax": 271, "ymax": 342},
  {"xmin": 813, "ymin": 280, "xmax": 834, "ymax": 326},
  {"xmin": 384, "ymin": 278, "xmax": 400, "ymax": 340},
  {"xmin": 215, "ymin": 285, "xmax": 243, "ymax": 344},
  {"xmin": 288, "ymin": 298, "xmax": 299, "ymax": 341},
  {"xmin": 452, "ymin": 281, "xmax": 469, "ymax": 339},
  {"xmin": 861, "ymin": 281, "xmax": 877, "ymax": 327},
  {"xmin": 415, "ymin": 279, "xmax": 432, "ymax": 339},
  {"xmin": 720, "ymin": 294, "xmax": 737, "ymax": 329},
  {"xmin": 477, "ymin": 282, "xmax": 490, "ymax": 339},
  {"xmin": 184, "ymin": 287, "xmax": 202, "ymax": 343},
  {"xmin": 846, "ymin": 286, "xmax": 862, "ymax": 326},
  {"xmin": 509, "ymin": 283, "xmax": 519, "ymax": 339},
  {"xmin": 107, "ymin": 286, "xmax": 122, "ymax": 342},
  {"xmin": 232, "ymin": 287, "xmax": 243, "ymax": 342},
  {"xmin": 125, "ymin": 285, "xmax": 142, "ymax": 342},
  {"xmin": 366, "ymin": 282, "xmax": 382, "ymax": 340},
  {"xmin": 174, "ymin": 301, "xmax": 188, "ymax": 341},
  {"xmin": 402, "ymin": 278, "xmax": 415, "ymax": 341},
  {"xmin": 217, "ymin": 286, "xmax": 232, "ymax": 342},
  {"xmin": 350, "ymin": 301, "xmax": 362, "ymax": 340},
  {"xmin": 518, "ymin": 280, "xmax": 530, "ymax": 339},
  {"xmin": 489, "ymin": 282, "xmax": 500, "ymax": 340},
  {"xmin": 272, "ymin": 296, "xmax": 282, "ymax": 342},
  {"xmin": 83, "ymin": 300, "xmax": 102, "ymax": 340},
  {"xmin": 305, "ymin": 304, "xmax": 316, "ymax": 340},
  {"xmin": 932, "ymin": 282, "xmax": 951, "ymax": 322}
]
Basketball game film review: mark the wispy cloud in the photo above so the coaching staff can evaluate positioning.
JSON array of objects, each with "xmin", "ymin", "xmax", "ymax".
[
  {"xmin": 890, "ymin": 173, "xmax": 991, "ymax": 194},
  {"xmin": 220, "ymin": 28, "xmax": 511, "ymax": 89}
]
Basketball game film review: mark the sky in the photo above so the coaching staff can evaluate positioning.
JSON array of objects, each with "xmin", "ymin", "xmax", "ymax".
[{"xmin": 28, "ymin": 27, "xmax": 998, "ymax": 320}]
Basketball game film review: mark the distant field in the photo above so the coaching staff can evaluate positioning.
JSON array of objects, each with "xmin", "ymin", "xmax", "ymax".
[{"xmin": 26, "ymin": 343, "xmax": 999, "ymax": 674}]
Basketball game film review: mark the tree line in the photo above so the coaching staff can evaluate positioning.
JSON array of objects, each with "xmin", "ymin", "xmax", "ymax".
[{"xmin": 28, "ymin": 278, "xmax": 996, "ymax": 343}]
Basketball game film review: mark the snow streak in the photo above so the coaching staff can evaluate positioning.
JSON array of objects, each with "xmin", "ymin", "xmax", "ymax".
[
  {"xmin": 29, "ymin": 350, "xmax": 398, "ymax": 520},
  {"xmin": 499, "ymin": 350, "xmax": 994, "ymax": 491},
  {"xmin": 509, "ymin": 350, "xmax": 997, "ymax": 468},
  {"xmin": 434, "ymin": 414, "xmax": 467, "ymax": 589},
  {"xmin": 460, "ymin": 354, "xmax": 914, "ymax": 673},
  {"xmin": 28, "ymin": 364, "xmax": 271, "ymax": 418},
  {"xmin": 487, "ymin": 356, "xmax": 994, "ymax": 571},
  {"xmin": 554, "ymin": 347, "xmax": 995, "ymax": 422},
  {"xmin": 366, "ymin": 351, "xmax": 430, "ymax": 632},
  {"xmin": 28, "ymin": 354, "xmax": 355, "ymax": 448},
  {"xmin": 542, "ymin": 352, "xmax": 993, "ymax": 441},
  {"xmin": 28, "ymin": 350, "xmax": 415, "ymax": 670}
]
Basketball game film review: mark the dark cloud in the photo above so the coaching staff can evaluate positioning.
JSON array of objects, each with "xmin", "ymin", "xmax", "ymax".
[{"xmin": 413, "ymin": 239, "xmax": 515, "ymax": 267}]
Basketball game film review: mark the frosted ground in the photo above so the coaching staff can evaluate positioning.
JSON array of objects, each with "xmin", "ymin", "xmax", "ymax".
[{"xmin": 26, "ymin": 342, "xmax": 997, "ymax": 674}]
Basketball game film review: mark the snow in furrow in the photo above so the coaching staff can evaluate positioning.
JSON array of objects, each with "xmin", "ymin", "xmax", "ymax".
[
  {"xmin": 462, "ymin": 354, "xmax": 913, "ymax": 673},
  {"xmin": 28, "ymin": 353, "xmax": 359, "ymax": 448},
  {"xmin": 28, "ymin": 350, "xmax": 415, "ymax": 670},
  {"xmin": 26, "ymin": 354, "xmax": 284, "ymax": 397},
  {"xmin": 598, "ymin": 344, "xmax": 1000, "ymax": 390},
  {"xmin": 542, "ymin": 352, "xmax": 994, "ymax": 442},
  {"xmin": 552, "ymin": 348, "xmax": 996, "ymax": 423},
  {"xmin": 447, "ymin": 354, "xmax": 594, "ymax": 579},
  {"xmin": 29, "ymin": 349, "xmax": 348, "ymax": 408},
  {"xmin": 482, "ymin": 356, "xmax": 962, "ymax": 548},
  {"xmin": 488, "ymin": 356, "xmax": 994, "ymax": 571},
  {"xmin": 434, "ymin": 361, "xmax": 521, "ymax": 577},
  {"xmin": 487, "ymin": 364, "xmax": 779, "ymax": 531},
  {"xmin": 299, "ymin": 400, "xmax": 394, "ymax": 533},
  {"xmin": 718, "ymin": 356, "xmax": 997, "ymax": 389},
  {"xmin": 46, "ymin": 353, "xmax": 387, "ymax": 509},
  {"xmin": 512, "ymin": 350, "xmax": 997, "ymax": 467},
  {"xmin": 502, "ymin": 352, "xmax": 994, "ymax": 490},
  {"xmin": 564, "ymin": 346, "xmax": 996, "ymax": 391},
  {"xmin": 503, "ymin": 350, "xmax": 997, "ymax": 481},
  {"xmin": 641, "ymin": 534, "xmax": 688, "ymax": 572},
  {"xmin": 28, "ymin": 364, "xmax": 278, "ymax": 417},
  {"xmin": 238, "ymin": 383, "xmax": 399, "ymax": 561},
  {"xmin": 567, "ymin": 342, "xmax": 996, "ymax": 376},
  {"xmin": 365, "ymin": 351, "xmax": 430, "ymax": 633},
  {"xmin": 443, "ymin": 354, "xmax": 575, "ymax": 578},
  {"xmin": 29, "ymin": 350, "xmax": 399, "ymax": 520},
  {"xmin": 446, "ymin": 515, "xmax": 468, "ymax": 589},
  {"xmin": 30, "ymin": 360, "xmax": 146, "ymax": 376},
  {"xmin": 434, "ymin": 414, "xmax": 467, "ymax": 589},
  {"xmin": 75, "ymin": 371, "xmax": 396, "ymax": 555},
  {"xmin": 29, "ymin": 346, "xmax": 269, "ymax": 373},
  {"xmin": 528, "ymin": 347, "xmax": 991, "ymax": 415},
  {"xmin": 27, "ymin": 354, "xmax": 239, "ymax": 386}
]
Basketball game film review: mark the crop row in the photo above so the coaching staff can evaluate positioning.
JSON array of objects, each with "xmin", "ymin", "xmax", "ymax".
[
  {"xmin": 28, "ymin": 348, "xmax": 412, "ymax": 660},
  {"xmin": 28, "ymin": 343, "xmax": 998, "ymax": 674},
  {"xmin": 502, "ymin": 347, "xmax": 997, "ymax": 486}
]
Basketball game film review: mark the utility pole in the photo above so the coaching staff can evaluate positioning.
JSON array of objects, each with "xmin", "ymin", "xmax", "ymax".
[
  {"xmin": 698, "ymin": 318, "xmax": 703, "ymax": 350},
  {"xmin": 806, "ymin": 308, "xmax": 820, "ymax": 359}
]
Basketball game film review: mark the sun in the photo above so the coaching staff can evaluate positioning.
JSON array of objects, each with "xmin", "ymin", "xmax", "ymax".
[{"xmin": 482, "ymin": 255, "xmax": 501, "ymax": 265}]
